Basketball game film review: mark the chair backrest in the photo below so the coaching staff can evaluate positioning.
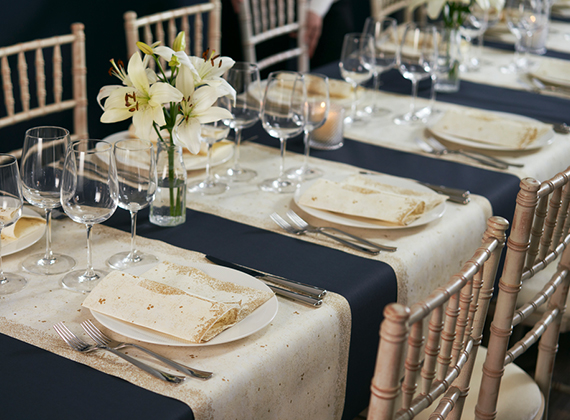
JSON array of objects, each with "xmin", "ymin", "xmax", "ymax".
[
  {"xmin": 124, "ymin": 1, "xmax": 221, "ymax": 62},
  {"xmin": 370, "ymin": 0, "xmax": 426, "ymax": 23},
  {"xmin": 238, "ymin": 0, "xmax": 309, "ymax": 73},
  {"xmin": 0, "ymin": 23, "xmax": 88, "ymax": 148},
  {"xmin": 475, "ymin": 171, "xmax": 570, "ymax": 420},
  {"xmin": 368, "ymin": 216, "xmax": 509, "ymax": 420}
]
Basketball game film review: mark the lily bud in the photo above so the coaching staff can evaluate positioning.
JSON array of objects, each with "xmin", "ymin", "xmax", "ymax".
[
  {"xmin": 137, "ymin": 41, "xmax": 154, "ymax": 55},
  {"xmin": 169, "ymin": 55, "xmax": 181, "ymax": 68},
  {"xmin": 173, "ymin": 32, "xmax": 186, "ymax": 52}
]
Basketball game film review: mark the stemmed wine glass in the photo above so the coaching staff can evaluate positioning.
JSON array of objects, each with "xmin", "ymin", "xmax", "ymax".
[
  {"xmin": 460, "ymin": 8, "xmax": 489, "ymax": 71},
  {"xmin": 362, "ymin": 16, "xmax": 398, "ymax": 115},
  {"xmin": 20, "ymin": 126, "xmax": 76, "ymax": 275},
  {"xmin": 393, "ymin": 23, "xmax": 438, "ymax": 125},
  {"xmin": 259, "ymin": 71, "xmax": 306, "ymax": 194},
  {"xmin": 216, "ymin": 62, "xmax": 262, "ymax": 182},
  {"xmin": 107, "ymin": 138, "xmax": 158, "ymax": 270},
  {"xmin": 187, "ymin": 118, "xmax": 231, "ymax": 194},
  {"xmin": 0, "ymin": 154, "xmax": 26, "ymax": 294},
  {"xmin": 502, "ymin": 0, "xmax": 549, "ymax": 73},
  {"xmin": 339, "ymin": 32, "xmax": 375, "ymax": 124},
  {"xmin": 285, "ymin": 73, "xmax": 329, "ymax": 181},
  {"xmin": 60, "ymin": 140, "xmax": 118, "ymax": 293}
]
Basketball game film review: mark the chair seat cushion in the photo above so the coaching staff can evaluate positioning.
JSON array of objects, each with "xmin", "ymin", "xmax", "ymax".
[{"xmin": 415, "ymin": 347, "xmax": 544, "ymax": 420}]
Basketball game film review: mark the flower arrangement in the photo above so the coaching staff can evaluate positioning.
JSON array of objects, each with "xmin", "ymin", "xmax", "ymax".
[
  {"xmin": 97, "ymin": 32, "xmax": 235, "ymax": 224},
  {"xmin": 411, "ymin": 0, "xmax": 505, "ymax": 28}
]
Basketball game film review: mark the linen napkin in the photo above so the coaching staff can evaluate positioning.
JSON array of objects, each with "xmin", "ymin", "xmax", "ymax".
[
  {"xmin": 298, "ymin": 175, "xmax": 447, "ymax": 226},
  {"xmin": 82, "ymin": 261, "xmax": 274, "ymax": 343},
  {"xmin": 530, "ymin": 59, "xmax": 570, "ymax": 88},
  {"xmin": 1, "ymin": 213, "xmax": 45, "ymax": 243},
  {"xmin": 430, "ymin": 109, "xmax": 552, "ymax": 149}
]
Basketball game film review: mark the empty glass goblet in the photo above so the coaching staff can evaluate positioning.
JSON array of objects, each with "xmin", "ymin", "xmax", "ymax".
[
  {"xmin": 0, "ymin": 154, "xmax": 26, "ymax": 294},
  {"xmin": 187, "ymin": 119, "xmax": 231, "ymax": 195},
  {"xmin": 60, "ymin": 140, "xmax": 118, "ymax": 293},
  {"xmin": 259, "ymin": 71, "xmax": 306, "ymax": 194},
  {"xmin": 20, "ymin": 126, "xmax": 76, "ymax": 275},
  {"xmin": 107, "ymin": 138, "xmax": 158, "ymax": 270}
]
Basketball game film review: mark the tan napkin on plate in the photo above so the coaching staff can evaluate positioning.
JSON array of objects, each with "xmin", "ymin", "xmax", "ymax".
[
  {"xmin": 531, "ymin": 60, "xmax": 570, "ymax": 87},
  {"xmin": 1, "ymin": 213, "xmax": 45, "ymax": 243},
  {"xmin": 430, "ymin": 109, "xmax": 551, "ymax": 149},
  {"xmin": 82, "ymin": 261, "xmax": 274, "ymax": 343},
  {"xmin": 298, "ymin": 175, "xmax": 446, "ymax": 226}
]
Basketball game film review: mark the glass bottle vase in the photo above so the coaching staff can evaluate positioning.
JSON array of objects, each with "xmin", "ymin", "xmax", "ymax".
[{"xmin": 149, "ymin": 142, "xmax": 187, "ymax": 227}]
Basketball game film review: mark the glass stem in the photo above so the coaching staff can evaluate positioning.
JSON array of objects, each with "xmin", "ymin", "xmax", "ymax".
[
  {"xmin": 302, "ymin": 129, "xmax": 311, "ymax": 171},
  {"xmin": 128, "ymin": 210, "xmax": 138, "ymax": 261},
  {"xmin": 0, "ymin": 230, "xmax": 5, "ymax": 283},
  {"xmin": 278, "ymin": 137, "xmax": 286, "ymax": 180},
  {"xmin": 350, "ymin": 82, "xmax": 358, "ymax": 120},
  {"xmin": 43, "ymin": 208, "xmax": 54, "ymax": 261},
  {"xmin": 205, "ymin": 142, "xmax": 213, "ymax": 182},
  {"xmin": 232, "ymin": 127, "xmax": 242, "ymax": 169},
  {"xmin": 373, "ymin": 72, "xmax": 381, "ymax": 91},
  {"xmin": 84, "ymin": 224, "xmax": 95, "ymax": 279},
  {"xmin": 410, "ymin": 79, "xmax": 419, "ymax": 115}
]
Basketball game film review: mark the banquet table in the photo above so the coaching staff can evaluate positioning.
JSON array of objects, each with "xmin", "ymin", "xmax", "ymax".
[{"xmin": 3, "ymin": 18, "xmax": 570, "ymax": 420}]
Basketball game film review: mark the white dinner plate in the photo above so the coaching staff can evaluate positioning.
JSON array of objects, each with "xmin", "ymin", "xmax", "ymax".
[
  {"xmin": 2, "ymin": 207, "xmax": 46, "ymax": 256},
  {"xmin": 529, "ymin": 62, "xmax": 570, "ymax": 88},
  {"xmin": 102, "ymin": 131, "xmax": 234, "ymax": 171},
  {"xmin": 293, "ymin": 173, "xmax": 446, "ymax": 230},
  {"xmin": 427, "ymin": 110, "xmax": 555, "ymax": 152},
  {"xmin": 90, "ymin": 262, "xmax": 279, "ymax": 347}
]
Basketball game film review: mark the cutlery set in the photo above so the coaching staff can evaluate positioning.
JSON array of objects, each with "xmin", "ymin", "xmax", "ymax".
[{"xmin": 54, "ymin": 321, "xmax": 213, "ymax": 384}]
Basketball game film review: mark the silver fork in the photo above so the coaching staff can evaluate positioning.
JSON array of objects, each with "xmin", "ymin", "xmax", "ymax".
[
  {"xmin": 271, "ymin": 212, "xmax": 380, "ymax": 255},
  {"xmin": 53, "ymin": 322, "xmax": 185, "ymax": 384},
  {"xmin": 286, "ymin": 210, "xmax": 397, "ymax": 252},
  {"xmin": 81, "ymin": 319, "xmax": 213, "ymax": 379}
]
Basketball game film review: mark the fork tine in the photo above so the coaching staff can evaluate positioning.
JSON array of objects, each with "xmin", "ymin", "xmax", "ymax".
[
  {"xmin": 81, "ymin": 320, "xmax": 108, "ymax": 346},
  {"xmin": 54, "ymin": 323, "xmax": 85, "ymax": 351},
  {"xmin": 286, "ymin": 210, "xmax": 307, "ymax": 228},
  {"xmin": 270, "ymin": 212, "xmax": 298, "ymax": 233}
]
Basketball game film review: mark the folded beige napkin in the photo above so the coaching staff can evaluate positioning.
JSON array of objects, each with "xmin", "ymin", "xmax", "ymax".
[
  {"xmin": 298, "ymin": 175, "xmax": 446, "ymax": 226},
  {"xmin": 430, "ymin": 109, "xmax": 551, "ymax": 149},
  {"xmin": 1, "ymin": 213, "xmax": 45, "ymax": 243},
  {"xmin": 531, "ymin": 60, "xmax": 570, "ymax": 87},
  {"xmin": 82, "ymin": 261, "xmax": 274, "ymax": 343}
]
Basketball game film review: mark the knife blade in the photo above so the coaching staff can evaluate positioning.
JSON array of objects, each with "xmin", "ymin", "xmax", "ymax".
[
  {"xmin": 265, "ymin": 284, "xmax": 323, "ymax": 307},
  {"xmin": 205, "ymin": 255, "xmax": 327, "ymax": 299}
]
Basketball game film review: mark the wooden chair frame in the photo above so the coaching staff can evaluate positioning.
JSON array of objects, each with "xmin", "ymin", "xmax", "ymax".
[
  {"xmin": 0, "ymin": 22, "xmax": 88, "ymax": 147},
  {"xmin": 238, "ymin": 0, "xmax": 309, "ymax": 73},
  {"xmin": 475, "ymin": 172, "xmax": 570, "ymax": 420},
  {"xmin": 124, "ymin": 1, "xmax": 221, "ymax": 61},
  {"xmin": 368, "ymin": 216, "xmax": 509, "ymax": 420},
  {"xmin": 370, "ymin": 0, "xmax": 426, "ymax": 23}
]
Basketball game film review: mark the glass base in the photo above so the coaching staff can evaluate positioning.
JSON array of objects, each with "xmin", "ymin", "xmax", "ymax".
[
  {"xmin": 285, "ymin": 166, "xmax": 323, "ymax": 181},
  {"xmin": 0, "ymin": 273, "xmax": 27, "ymax": 295},
  {"xmin": 215, "ymin": 166, "xmax": 257, "ymax": 182},
  {"xmin": 363, "ymin": 105, "xmax": 392, "ymax": 118},
  {"xmin": 187, "ymin": 179, "xmax": 229, "ymax": 195},
  {"xmin": 259, "ymin": 177, "xmax": 298, "ymax": 193},
  {"xmin": 344, "ymin": 109, "xmax": 371, "ymax": 125},
  {"xmin": 106, "ymin": 251, "xmax": 159, "ymax": 270},
  {"xmin": 393, "ymin": 111, "xmax": 428, "ymax": 125},
  {"xmin": 61, "ymin": 268, "xmax": 109, "ymax": 293},
  {"xmin": 22, "ymin": 253, "xmax": 76, "ymax": 275}
]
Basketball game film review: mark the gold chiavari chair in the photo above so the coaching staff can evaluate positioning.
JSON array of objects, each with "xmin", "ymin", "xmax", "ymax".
[
  {"xmin": 368, "ymin": 216, "xmax": 509, "ymax": 420},
  {"xmin": 0, "ymin": 23, "xmax": 88, "ymax": 156},
  {"xmin": 237, "ymin": 0, "xmax": 309, "ymax": 73},
  {"xmin": 124, "ymin": 1, "xmax": 221, "ymax": 64}
]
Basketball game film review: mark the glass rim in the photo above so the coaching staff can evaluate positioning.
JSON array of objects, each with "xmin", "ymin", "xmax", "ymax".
[
  {"xmin": 71, "ymin": 139, "xmax": 113, "ymax": 154},
  {"xmin": 114, "ymin": 138, "xmax": 154, "ymax": 151},
  {"xmin": 0, "ymin": 153, "xmax": 18, "ymax": 168},
  {"xmin": 25, "ymin": 126, "xmax": 70, "ymax": 140}
]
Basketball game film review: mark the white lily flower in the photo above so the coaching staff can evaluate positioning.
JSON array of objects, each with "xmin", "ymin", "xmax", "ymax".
[
  {"xmin": 174, "ymin": 65, "xmax": 233, "ymax": 154},
  {"xmin": 188, "ymin": 50, "xmax": 236, "ymax": 99},
  {"xmin": 100, "ymin": 52, "xmax": 183, "ymax": 140}
]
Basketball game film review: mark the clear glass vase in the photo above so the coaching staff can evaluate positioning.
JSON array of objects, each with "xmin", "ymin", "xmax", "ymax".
[
  {"xmin": 149, "ymin": 142, "xmax": 187, "ymax": 227},
  {"xmin": 434, "ymin": 26, "xmax": 461, "ymax": 93}
]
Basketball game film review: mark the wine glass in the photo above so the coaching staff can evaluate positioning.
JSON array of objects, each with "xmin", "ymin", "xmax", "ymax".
[
  {"xmin": 107, "ymin": 138, "xmax": 158, "ymax": 270},
  {"xmin": 502, "ymin": 0, "xmax": 549, "ymax": 73},
  {"xmin": 362, "ymin": 16, "xmax": 398, "ymax": 115},
  {"xmin": 60, "ymin": 140, "xmax": 118, "ymax": 293},
  {"xmin": 393, "ymin": 23, "xmax": 438, "ymax": 125},
  {"xmin": 187, "ymin": 119, "xmax": 231, "ymax": 195},
  {"xmin": 20, "ymin": 126, "xmax": 76, "ymax": 275},
  {"xmin": 0, "ymin": 154, "xmax": 26, "ymax": 294},
  {"xmin": 216, "ymin": 62, "xmax": 262, "ymax": 182},
  {"xmin": 259, "ymin": 71, "xmax": 306, "ymax": 194},
  {"xmin": 339, "ymin": 32, "xmax": 375, "ymax": 124},
  {"xmin": 460, "ymin": 8, "xmax": 489, "ymax": 71},
  {"xmin": 285, "ymin": 73, "xmax": 329, "ymax": 181}
]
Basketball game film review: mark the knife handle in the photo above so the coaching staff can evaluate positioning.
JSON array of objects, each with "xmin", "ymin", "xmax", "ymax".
[
  {"xmin": 420, "ymin": 182, "xmax": 470, "ymax": 198},
  {"xmin": 267, "ymin": 284, "xmax": 323, "ymax": 307},
  {"xmin": 261, "ymin": 275, "xmax": 326, "ymax": 299}
]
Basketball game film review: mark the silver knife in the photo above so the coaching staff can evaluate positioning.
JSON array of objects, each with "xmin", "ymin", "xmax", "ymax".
[
  {"xmin": 205, "ymin": 255, "xmax": 327, "ymax": 299},
  {"xmin": 264, "ymin": 284, "xmax": 323, "ymax": 307}
]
